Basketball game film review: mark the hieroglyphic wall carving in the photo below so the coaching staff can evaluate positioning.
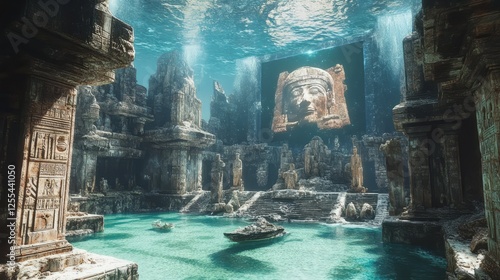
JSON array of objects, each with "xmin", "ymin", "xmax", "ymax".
[{"xmin": 16, "ymin": 78, "xmax": 76, "ymax": 245}]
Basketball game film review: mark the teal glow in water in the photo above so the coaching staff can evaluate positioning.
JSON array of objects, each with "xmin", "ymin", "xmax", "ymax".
[{"xmin": 69, "ymin": 213, "xmax": 446, "ymax": 280}]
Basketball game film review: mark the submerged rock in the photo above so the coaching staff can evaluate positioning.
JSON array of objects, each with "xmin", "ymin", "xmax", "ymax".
[
  {"xmin": 360, "ymin": 203, "xmax": 375, "ymax": 220},
  {"xmin": 345, "ymin": 202, "xmax": 358, "ymax": 220}
]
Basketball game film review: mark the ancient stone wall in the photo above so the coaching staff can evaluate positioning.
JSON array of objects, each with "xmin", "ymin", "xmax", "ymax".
[
  {"xmin": 391, "ymin": 0, "xmax": 500, "ymax": 276},
  {"xmin": 0, "ymin": 0, "xmax": 135, "ymax": 264}
]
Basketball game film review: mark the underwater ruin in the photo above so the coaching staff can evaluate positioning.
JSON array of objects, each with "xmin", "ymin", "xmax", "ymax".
[{"xmin": 1, "ymin": 0, "xmax": 500, "ymax": 279}]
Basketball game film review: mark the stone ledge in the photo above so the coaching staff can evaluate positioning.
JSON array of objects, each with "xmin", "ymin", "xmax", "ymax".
[
  {"xmin": 66, "ymin": 214, "xmax": 104, "ymax": 237},
  {"xmin": 0, "ymin": 249, "xmax": 138, "ymax": 280},
  {"xmin": 382, "ymin": 218, "xmax": 444, "ymax": 251}
]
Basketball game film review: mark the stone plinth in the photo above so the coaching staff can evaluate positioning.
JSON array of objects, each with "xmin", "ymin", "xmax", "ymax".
[
  {"xmin": 0, "ymin": 249, "xmax": 138, "ymax": 280},
  {"xmin": 382, "ymin": 218, "xmax": 444, "ymax": 251}
]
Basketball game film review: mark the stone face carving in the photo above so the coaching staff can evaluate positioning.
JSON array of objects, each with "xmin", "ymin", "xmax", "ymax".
[
  {"xmin": 380, "ymin": 139, "xmax": 405, "ymax": 215},
  {"xmin": 272, "ymin": 65, "xmax": 350, "ymax": 132},
  {"xmin": 350, "ymin": 146, "xmax": 366, "ymax": 193},
  {"xmin": 232, "ymin": 153, "xmax": 243, "ymax": 190},
  {"xmin": 283, "ymin": 163, "xmax": 299, "ymax": 190},
  {"xmin": 211, "ymin": 154, "xmax": 225, "ymax": 203}
]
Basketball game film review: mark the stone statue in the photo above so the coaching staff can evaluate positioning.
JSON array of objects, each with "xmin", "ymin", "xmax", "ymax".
[
  {"xmin": 211, "ymin": 154, "xmax": 225, "ymax": 203},
  {"xmin": 350, "ymin": 146, "xmax": 366, "ymax": 193},
  {"xmin": 232, "ymin": 153, "xmax": 243, "ymax": 190},
  {"xmin": 283, "ymin": 163, "xmax": 299, "ymax": 190},
  {"xmin": 303, "ymin": 136, "xmax": 331, "ymax": 178},
  {"xmin": 279, "ymin": 144, "xmax": 294, "ymax": 179},
  {"xmin": 225, "ymin": 190, "xmax": 241, "ymax": 213},
  {"xmin": 272, "ymin": 65, "xmax": 351, "ymax": 132},
  {"xmin": 257, "ymin": 165, "xmax": 268, "ymax": 188},
  {"xmin": 99, "ymin": 177, "xmax": 109, "ymax": 194}
]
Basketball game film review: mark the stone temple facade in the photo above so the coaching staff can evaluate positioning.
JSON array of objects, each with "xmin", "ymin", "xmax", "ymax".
[
  {"xmin": 2, "ymin": 0, "xmax": 500, "ymax": 279},
  {"xmin": 71, "ymin": 67, "xmax": 154, "ymax": 196}
]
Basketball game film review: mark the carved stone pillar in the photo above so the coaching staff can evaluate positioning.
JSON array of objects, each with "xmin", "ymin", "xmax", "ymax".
[
  {"xmin": 13, "ymin": 77, "xmax": 76, "ymax": 261},
  {"xmin": 406, "ymin": 126, "xmax": 432, "ymax": 209}
]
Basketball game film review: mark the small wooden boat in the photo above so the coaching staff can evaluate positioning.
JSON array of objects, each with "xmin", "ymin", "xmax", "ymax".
[
  {"xmin": 224, "ymin": 217, "xmax": 285, "ymax": 242},
  {"xmin": 152, "ymin": 220, "xmax": 174, "ymax": 230}
]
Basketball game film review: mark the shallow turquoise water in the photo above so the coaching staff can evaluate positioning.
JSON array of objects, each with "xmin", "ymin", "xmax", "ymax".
[{"xmin": 69, "ymin": 213, "xmax": 446, "ymax": 280}]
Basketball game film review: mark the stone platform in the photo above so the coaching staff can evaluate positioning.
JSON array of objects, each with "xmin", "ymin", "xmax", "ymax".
[
  {"xmin": 0, "ymin": 249, "xmax": 138, "ymax": 280},
  {"xmin": 66, "ymin": 214, "xmax": 104, "ymax": 237}
]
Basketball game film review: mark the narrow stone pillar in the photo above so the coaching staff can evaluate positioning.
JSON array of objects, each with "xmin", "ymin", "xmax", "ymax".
[
  {"xmin": 196, "ymin": 152, "xmax": 203, "ymax": 191},
  {"xmin": 441, "ymin": 130, "xmax": 463, "ymax": 208}
]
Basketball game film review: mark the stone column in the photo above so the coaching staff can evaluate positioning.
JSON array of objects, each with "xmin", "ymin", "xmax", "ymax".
[
  {"xmin": 196, "ymin": 152, "xmax": 203, "ymax": 191},
  {"xmin": 406, "ymin": 126, "xmax": 432, "ymax": 209},
  {"xmin": 14, "ymin": 77, "xmax": 77, "ymax": 261},
  {"xmin": 441, "ymin": 129, "xmax": 463, "ymax": 208},
  {"xmin": 174, "ymin": 149, "xmax": 188, "ymax": 194}
]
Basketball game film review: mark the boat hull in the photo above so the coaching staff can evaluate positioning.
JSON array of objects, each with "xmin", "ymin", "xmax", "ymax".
[{"xmin": 224, "ymin": 228, "xmax": 285, "ymax": 242}]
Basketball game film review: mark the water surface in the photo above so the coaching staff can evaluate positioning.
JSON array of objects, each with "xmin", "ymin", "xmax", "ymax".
[{"xmin": 69, "ymin": 213, "xmax": 446, "ymax": 280}]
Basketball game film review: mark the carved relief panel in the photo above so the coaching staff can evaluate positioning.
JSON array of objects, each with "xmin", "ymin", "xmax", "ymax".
[{"xmin": 16, "ymin": 78, "xmax": 76, "ymax": 246}]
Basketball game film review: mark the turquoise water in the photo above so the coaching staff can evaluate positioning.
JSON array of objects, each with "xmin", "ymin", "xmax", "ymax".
[{"xmin": 69, "ymin": 213, "xmax": 446, "ymax": 280}]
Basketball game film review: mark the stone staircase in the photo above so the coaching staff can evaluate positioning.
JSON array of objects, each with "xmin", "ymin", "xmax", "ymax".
[
  {"xmin": 373, "ymin": 193, "xmax": 390, "ymax": 225},
  {"xmin": 245, "ymin": 191, "xmax": 338, "ymax": 221},
  {"xmin": 180, "ymin": 191, "xmax": 211, "ymax": 213},
  {"xmin": 329, "ymin": 192, "xmax": 347, "ymax": 222}
]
